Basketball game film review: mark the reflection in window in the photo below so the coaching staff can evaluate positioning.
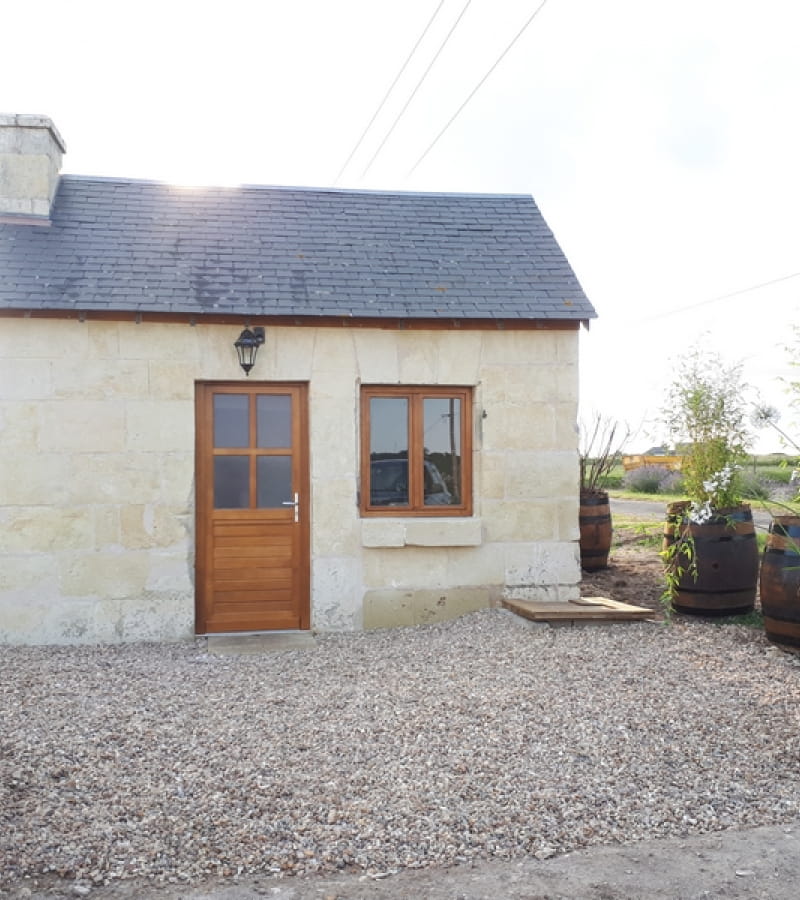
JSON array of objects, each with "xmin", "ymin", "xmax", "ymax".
[
  {"xmin": 369, "ymin": 457, "xmax": 409, "ymax": 507},
  {"xmin": 361, "ymin": 387, "xmax": 471, "ymax": 516},
  {"xmin": 214, "ymin": 456, "xmax": 250, "ymax": 508},
  {"xmin": 257, "ymin": 455, "xmax": 292, "ymax": 508},
  {"xmin": 257, "ymin": 395, "xmax": 292, "ymax": 448},
  {"xmin": 423, "ymin": 397, "xmax": 461, "ymax": 506},
  {"xmin": 369, "ymin": 397, "xmax": 409, "ymax": 506},
  {"xmin": 213, "ymin": 395, "xmax": 249, "ymax": 448}
]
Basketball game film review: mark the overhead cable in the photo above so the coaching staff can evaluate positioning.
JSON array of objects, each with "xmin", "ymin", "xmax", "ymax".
[
  {"xmin": 361, "ymin": 0, "xmax": 473, "ymax": 180},
  {"xmin": 333, "ymin": 1, "xmax": 445, "ymax": 186},
  {"xmin": 408, "ymin": 0, "xmax": 550, "ymax": 177},
  {"xmin": 633, "ymin": 271, "xmax": 800, "ymax": 323}
]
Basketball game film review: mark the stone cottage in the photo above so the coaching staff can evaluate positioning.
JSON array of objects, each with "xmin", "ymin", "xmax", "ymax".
[{"xmin": 0, "ymin": 113, "xmax": 597, "ymax": 644}]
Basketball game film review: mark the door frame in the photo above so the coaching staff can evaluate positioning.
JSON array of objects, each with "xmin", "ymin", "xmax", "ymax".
[{"xmin": 194, "ymin": 380, "xmax": 311, "ymax": 633}]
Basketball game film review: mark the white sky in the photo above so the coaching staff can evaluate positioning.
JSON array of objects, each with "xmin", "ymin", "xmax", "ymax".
[{"xmin": 4, "ymin": 0, "xmax": 800, "ymax": 453}]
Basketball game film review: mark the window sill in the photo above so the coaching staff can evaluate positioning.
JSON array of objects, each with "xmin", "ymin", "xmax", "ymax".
[{"xmin": 361, "ymin": 517, "xmax": 482, "ymax": 548}]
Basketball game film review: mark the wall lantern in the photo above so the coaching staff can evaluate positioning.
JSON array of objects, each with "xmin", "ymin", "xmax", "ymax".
[{"xmin": 234, "ymin": 326, "xmax": 265, "ymax": 375}]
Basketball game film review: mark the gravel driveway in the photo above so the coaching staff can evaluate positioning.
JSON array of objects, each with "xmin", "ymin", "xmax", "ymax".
[{"xmin": 2, "ymin": 609, "xmax": 800, "ymax": 896}]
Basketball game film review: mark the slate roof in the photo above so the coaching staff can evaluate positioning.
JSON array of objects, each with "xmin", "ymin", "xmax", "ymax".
[{"xmin": 0, "ymin": 176, "xmax": 596, "ymax": 322}]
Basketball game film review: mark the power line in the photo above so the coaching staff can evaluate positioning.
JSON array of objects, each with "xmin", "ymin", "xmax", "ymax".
[
  {"xmin": 633, "ymin": 271, "xmax": 800, "ymax": 324},
  {"xmin": 408, "ymin": 0, "xmax": 550, "ymax": 177},
  {"xmin": 361, "ymin": 0, "xmax": 473, "ymax": 180},
  {"xmin": 333, "ymin": 1, "xmax": 445, "ymax": 186}
]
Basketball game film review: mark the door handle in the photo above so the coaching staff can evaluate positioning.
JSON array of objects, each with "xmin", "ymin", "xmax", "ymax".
[{"xmin": 282, "ymin": 492, "xmax": 299, "ymax": 522}]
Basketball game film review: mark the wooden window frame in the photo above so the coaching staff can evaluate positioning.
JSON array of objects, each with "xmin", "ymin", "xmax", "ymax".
[{"xmin": 360, "ymin": 385, "xmax": 473, "ymax": 517}]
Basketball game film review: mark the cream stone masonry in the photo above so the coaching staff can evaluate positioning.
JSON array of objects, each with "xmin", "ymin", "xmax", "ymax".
[
  {"xmin": 363, "ymin": 587, "xmax": 492, "ymax": 629},
  {"xmin": 0, "ymin": 116, "xmax": 594, "ymax": 643},
  {"xmin": 0, "ymin": 318, "xmax": 582, "ymax": 644},
  {"xmin": 361, "ymin": 518, "xmax": 483, "ymax": 548},
  {"xmin": 0, "ymin": 114, "xmax": 65, "ymax": 219}
]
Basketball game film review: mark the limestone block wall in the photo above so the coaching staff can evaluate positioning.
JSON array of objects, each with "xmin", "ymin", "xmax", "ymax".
[
  {"xmin": 0, "ymin": 317, "xmax": 581, "ymax": 644},
  {"xmin": 0, "ymin": 114, "xmax": 66, "ymax": 219},
  {"xmin": 0, "ymin": 319, "xmax": 197, "ymax": 644},
  {"xmin": 349, "ymin": 328, "xmax": 582, "ymax": 628}
]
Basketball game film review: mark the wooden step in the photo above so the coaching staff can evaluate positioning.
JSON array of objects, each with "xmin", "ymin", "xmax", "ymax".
[{"xmin": 503, "ymin": 596, "xmax": 656, "ymax": 624}]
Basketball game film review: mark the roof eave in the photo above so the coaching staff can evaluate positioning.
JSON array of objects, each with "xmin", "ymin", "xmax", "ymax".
[{"xmin": 0, "ymin": 307, "xmax": 590, "ymax": 331}]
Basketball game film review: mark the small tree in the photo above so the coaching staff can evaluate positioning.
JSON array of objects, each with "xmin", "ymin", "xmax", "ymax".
[
  {"xmin": 661, "ymin": 345, "xmax": 750, "ymax": 514},
  {"xmin": 660, "ymin": 345, "xmax": 754, "ymax": 615}
]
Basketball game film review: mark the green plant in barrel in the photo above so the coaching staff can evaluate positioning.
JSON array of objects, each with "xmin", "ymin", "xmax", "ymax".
[
  {"xmin": 579, "ymin": 414, "xmax": 629, "ymax": 496},
  {"xmin": 660, "ymin": 346, "xmax": 757, "ymax": 616},
  {"xmin": 578, "ymin": 414, "xmax": 629, "ymax": 570}
]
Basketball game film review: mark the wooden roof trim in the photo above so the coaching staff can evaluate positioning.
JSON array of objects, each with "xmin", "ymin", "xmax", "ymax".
[{"xmin": 0, "ymin": 309, "xmax": 585, "ymax": 331}]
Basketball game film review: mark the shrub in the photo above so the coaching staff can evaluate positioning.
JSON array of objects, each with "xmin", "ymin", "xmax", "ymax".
[
  {"xmin": 660, "ymin": 470, "xmax": 685, "ymax": 494},
  {"xmin": 623, "ymin": 465, "xmax": 682, "ymax": 494},
  {"xmin": 738, "ymin": 472, "xmax": 774, "ymax": 500},
  {"xmin": 661, "ymin": 346, "xmax": 749, "ymax": 510},
  {"xmin": 579, "ymin": 414, "xmax": 630, "ymax": 495}
]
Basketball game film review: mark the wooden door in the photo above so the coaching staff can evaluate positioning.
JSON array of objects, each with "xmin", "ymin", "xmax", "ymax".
[{"xmin": 195, "ymin": 382, "xmax": 310, "ymax": 633}]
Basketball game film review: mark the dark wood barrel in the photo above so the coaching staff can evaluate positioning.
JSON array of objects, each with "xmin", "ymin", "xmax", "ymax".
[
  {"xmin": 760, "ymin": 515, "xmax": 800, "ymax": 650},
  {"xmin": 579, "ymin": 491, "xmax": 612, "ymax": 571},
  {"xmin": 662, "ymin": 504, "xmax": 758, "ymax": 616}
]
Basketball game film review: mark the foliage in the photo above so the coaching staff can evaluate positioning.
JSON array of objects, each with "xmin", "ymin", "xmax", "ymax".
[
  {"xmin": 737, "ymin": 471, "xmax": 773, "ymax": 501},
  {"xmin": 659, "ymin": 502, "xmax": 695, "ymax": 619},
  {"xmin": 631, "ymin": 520, "xmax": 663, "ymax": 550},
  {"xmin": 686, "ymin": 464, "xmax": 740, "ymax": 524},
  {"xmin": 715, "ymin": 609, "xmax": 765, "ymax": 628},
  {"xmin": 660, "ymin": 470, "xmax": 684, "ymax": 495},
  {"xmin": 750, "ymin": 463, "xmax": 794, "ymax": 484},
  {"xmin": 751, "ymin": 405, "xmax": 800, "ymax": 511},
  {"xmin": 783, "ymin": 322, "xmax": 800, "ymax": 415},
  {"xmin": 623, "ymin": 465, "xmax": 682, "ymax": 495},
  {"xmin": 751, "ymin": 325, "xmax": 800, "ymax": 506},
  {"xmin": 661, "ymin": 346, "xmax": 750, "ymax": 510},
  {"xmin": 579, "ymin": 414, "xmax": 630, "ymax": 496}
]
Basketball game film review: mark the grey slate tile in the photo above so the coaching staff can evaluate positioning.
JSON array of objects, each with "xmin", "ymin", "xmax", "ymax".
[{"xmin": 0, "ymin": 179, "xmax": 596, "ymax": 322}]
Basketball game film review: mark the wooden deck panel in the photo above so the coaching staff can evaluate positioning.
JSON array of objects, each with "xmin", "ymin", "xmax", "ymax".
[{"xmin": 503, "ymin": 596, "xmax": 656, "ymax": 623}]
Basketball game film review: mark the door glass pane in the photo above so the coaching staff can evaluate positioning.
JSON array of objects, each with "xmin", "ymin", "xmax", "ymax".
[
  {"xmin": 214, "ymin": 395, "xmax": 249, "ymax": 448},
  {"xmin": 423, "ymin": 397, "xmax": 461, "ymax": 506},
  {"xmin": 257, "ymin": 395, "xmax": 292, "ymax": 448},
  {"xmin": 369, "ymin": 397, "xmax": 408, "ymax": 506},
  {"xmin": 214, "ymin": 457, "xmax": 250, "ymax": 508},
  {"xmin": 257, "ymin": 456, "xmax": 292, "ymax": 508}
]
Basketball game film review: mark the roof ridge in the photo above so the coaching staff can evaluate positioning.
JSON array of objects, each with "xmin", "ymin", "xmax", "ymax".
[{"xmin": 58, "ymin": 174, "xmax": 532, "ymax": 201}]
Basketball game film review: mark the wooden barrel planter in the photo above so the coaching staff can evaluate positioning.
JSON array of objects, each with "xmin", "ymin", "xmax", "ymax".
[
  {"xmin": 662, "ymin": 503, "xmax": 758, "ymax": 616},
  {"xmin": 579, "ymin": 490, "xmax": 612, "ymax": 571},
  {"xmin": 760, "ymin": 516, "xmax": 800, "ymax": 650}
]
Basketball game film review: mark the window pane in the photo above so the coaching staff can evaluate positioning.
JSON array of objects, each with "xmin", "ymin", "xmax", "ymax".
[
  {"xmin": 214, "ymin": 395, "xmax": 249, "ymax": 448},
  {"xmin": 214, "ymin": 456, "xmax": 250, "ymax": 508},
  {"xmin": 423, "ymin": 397, "xmax": 461, "ymax": 506},
  {"xmin": 257, "ymin": 395, "xmax": 292, "ymax": 448},
  {"xmin": 257, "ymin": 455, "xmax": 292, "ymax": 508},
  {"xmin": 369, "ymin": 397, "xmax": 409, "ymax": 506}
]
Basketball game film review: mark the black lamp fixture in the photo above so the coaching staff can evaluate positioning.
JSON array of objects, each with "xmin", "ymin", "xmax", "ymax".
[{"xmin": 234, "ymin": 326, "xmax": 265, "ymax": 376}]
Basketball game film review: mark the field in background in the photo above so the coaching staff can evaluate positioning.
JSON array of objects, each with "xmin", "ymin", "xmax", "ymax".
[{"xmin": 603, "ymin": 453, "xmax": 797, "ymax": 503}]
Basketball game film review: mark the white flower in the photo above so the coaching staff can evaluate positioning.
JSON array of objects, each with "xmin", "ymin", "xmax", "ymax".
[
  {"xmin": 689, "ymin": 500, "xmax": 714, "ymax": 524},
  {"xmin": 751, "ymin": 403, "xmax": 780, "ymax": 427},
  {"xmin": 695, "ymin": 464, "xmax": 741, "ymax": 514}
]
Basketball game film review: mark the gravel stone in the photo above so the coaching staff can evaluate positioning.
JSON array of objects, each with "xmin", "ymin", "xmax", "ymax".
[{"xmin": 2, "ymin": 609, "xmax": 799, "ymax": 891}]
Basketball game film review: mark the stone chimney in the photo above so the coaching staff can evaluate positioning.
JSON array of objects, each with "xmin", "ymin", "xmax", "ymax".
[{"xmin": 0, "ymin": 113, "xmax": 66, "ymax": 223}]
